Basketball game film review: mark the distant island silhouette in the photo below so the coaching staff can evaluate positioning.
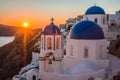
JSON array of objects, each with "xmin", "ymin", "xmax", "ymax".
[{"xmin": 0, "ymin": 24, "xmax": 20, "ymax": 36}]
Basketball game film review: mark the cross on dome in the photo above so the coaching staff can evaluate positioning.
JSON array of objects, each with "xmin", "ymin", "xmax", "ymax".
[
  {"xmin": 50, "ymin": 17, "xmax": 54, "ymax": 22},
  {"xmin": 43, "ymin": 17, "xmax": 61, "ymax": 35},
  {"xmin": 94, "ymin": 3, "xmax": 96, "ymax": 6}
]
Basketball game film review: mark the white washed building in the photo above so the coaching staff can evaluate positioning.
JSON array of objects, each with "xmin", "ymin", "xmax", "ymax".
[{"xmin": 13, "ymin": 5, "xmax": 120, "ymax": 80}]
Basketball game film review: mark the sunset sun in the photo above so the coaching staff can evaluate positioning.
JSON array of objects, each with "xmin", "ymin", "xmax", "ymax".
[{"xmin": 23, "ymin": 22, "xmax": 28, "ymax": 28}]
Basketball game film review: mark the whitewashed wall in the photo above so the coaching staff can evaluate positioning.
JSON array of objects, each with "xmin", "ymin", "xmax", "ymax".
[
  {"xmin": 66, "ymin": 39, "xmax": 107, "ymax": 60},
  {"xmin": 40, "ymin": 69, "xmax": 105, "ymax": 80},
  {"xmin": 66, "ymin": 39, "xmax": 109, "ymax": 68}
]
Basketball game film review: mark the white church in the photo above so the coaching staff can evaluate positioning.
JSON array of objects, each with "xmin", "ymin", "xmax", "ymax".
[{"xmin": 13, "ymin": 5, "xmax": 120, "ymax": 80}]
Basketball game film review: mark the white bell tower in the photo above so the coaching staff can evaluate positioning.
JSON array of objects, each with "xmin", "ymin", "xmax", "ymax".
[{"xmin": 39, "ymin": 18, "xmax": 64, "ymax": 79}]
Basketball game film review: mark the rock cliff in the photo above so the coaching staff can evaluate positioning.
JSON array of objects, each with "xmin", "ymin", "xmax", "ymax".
[
  {"xmin": 0, "ymin": 28, "xmax": 41, "ymax": 80},
  {"xmin": 109, "ymin": 35, "xmax": 120, "ymax": 58}
]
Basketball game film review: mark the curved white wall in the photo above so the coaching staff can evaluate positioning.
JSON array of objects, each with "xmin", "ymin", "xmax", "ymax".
[{"xmin": 66, "ymin": 39, "xmax": 107, "ymax": 60}]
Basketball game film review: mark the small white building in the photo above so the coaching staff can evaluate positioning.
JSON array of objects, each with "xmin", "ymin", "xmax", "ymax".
[
  {"xmin": 84, "ymin": 6, "xmax": 120, "ymax": 40},
  {"xmin": 66, "ymin": 18, "xmax": 76, "ymax": 30},
  {"xmin": 116, "ymin": 10, "xmax": 120, "ymax": 26}
]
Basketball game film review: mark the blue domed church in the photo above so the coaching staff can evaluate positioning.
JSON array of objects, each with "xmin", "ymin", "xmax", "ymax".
[
  {"xmin": 13, "ymin": 6, "xmax": 120, "ymax": 80},
  {"xmin": 66, "ymin": 19, "xmax": 109, "ymax": 72},
  {"xmin": 84, "ymin": 5, "xmax": 108, "ymax": 38},
  {"xmin": 38, "ymin": 6, "xmax": 109, "ymax": 80},
  {"xmin": 37, "ymin": 17, "xmax": 108, "ymax": 80}
]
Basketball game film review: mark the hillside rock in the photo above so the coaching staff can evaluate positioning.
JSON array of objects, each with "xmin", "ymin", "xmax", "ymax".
[
  {"xmin": 109, "ymin": 35, "xmax": 120, "ymax": 58},
  {"xmin": 0, "ymin": 24, "xmax": 21, "ymax": 36},
  {"xmin": 0, "ymin": 28, "xmax": 41, "ymax": 80}
]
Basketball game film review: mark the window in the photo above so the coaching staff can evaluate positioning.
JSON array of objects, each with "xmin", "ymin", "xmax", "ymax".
[
  {"xmin": 32, "ymin": 75, "xmax": 36, "ymax": 80},
  {"xmin": 95, "ymin": 18, "xmax": 97, "ymax": 23},
  {"xmin": 99, "ymin": 45, "xmax": 103, "ymax": 58},
  {"xmin": 56, "ymin": 37, "xmax": 59, "ymax": 49},
  {"xmin": 86, "ymin": 17, "xmax": 88, "ymax": 20},
  {"xmin": 47, "ymin": 37, "xmax": 52, "ymax": 49},
  {"xmin": 103, "ymin": 17, "xmax": 105, "ymax": 24},
  {"xmin": 42, "ymin": 37, "xmax": 44, "ymax": 49},
  {"xmin": 70, "ymin": 45, "xmax": 73, "ymax": 56},
  {"xmin": 84, "ymin": 48, "xmax": 88, "ymax": 58}
]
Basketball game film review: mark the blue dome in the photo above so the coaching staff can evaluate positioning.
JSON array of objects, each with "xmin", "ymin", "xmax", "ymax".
[
  {"xmin": 44, "ymin": 22, "xmax": 61, "ymax": 35},
  {"xmin": 85, "ymin": 6, "xmax": 105, "ymax": 15},
  {"xmin": 70, "ymin": 20, "xmax": 104, "ymax": 39}
]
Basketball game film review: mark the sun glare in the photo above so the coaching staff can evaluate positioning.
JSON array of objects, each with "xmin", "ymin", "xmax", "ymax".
[{"xmin": 23, "ymin": 22, "xmax": 28, "ymax": 28}]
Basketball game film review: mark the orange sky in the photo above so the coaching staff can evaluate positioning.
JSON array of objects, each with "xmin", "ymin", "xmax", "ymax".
[
  {"xmin": 0, "ymin": 0, "xmax": 120, "ymax": 28},
  {"xmin": 0, "ymin": 13, "xmax": 68, "ymax": 28},
  {"xmin": 0, "ymin": 10, "xmax": 71, "ymax": 28}
]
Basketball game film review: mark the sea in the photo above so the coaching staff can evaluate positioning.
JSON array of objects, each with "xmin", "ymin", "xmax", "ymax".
[{"xmin": 0, "ymin": 36, "xmax": 15, "ymax": 47}]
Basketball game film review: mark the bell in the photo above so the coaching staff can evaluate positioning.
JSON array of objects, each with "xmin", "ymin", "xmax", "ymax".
[{"xmin": 48, "ymin": 59, "xmax": 52, "ymax": 64}]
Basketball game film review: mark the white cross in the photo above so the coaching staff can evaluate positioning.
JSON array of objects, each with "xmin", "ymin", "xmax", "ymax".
[
  {"xmin": 50, "ymin": 17, "xmax": 54, "ymax": 22},
  {"xmin": 94, "ymin": 3, "xmax": 96, "ymax": 6}
]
